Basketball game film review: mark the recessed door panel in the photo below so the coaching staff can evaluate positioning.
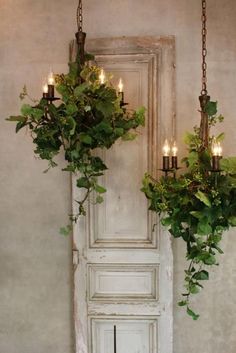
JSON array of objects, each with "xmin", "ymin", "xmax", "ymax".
[
  {"xmin": 91, "ymin": 318, "xmax": 157, "ymax": 353},
  {"xmin": 88, "ymin": 264, "xmax": 159, "ymax": 301},
  {"xmin": 89, "ymin": 56, "xmax": 157, "ymax": 249}
]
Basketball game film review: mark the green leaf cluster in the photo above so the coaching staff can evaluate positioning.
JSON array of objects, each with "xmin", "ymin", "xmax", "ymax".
[
  {"xmin": 141, "ymin": 101, "xmax": 236, "ymax": 319},
  {"xmin": 7, "ymin": 57, "xmax": 145, "ymax": 227}
]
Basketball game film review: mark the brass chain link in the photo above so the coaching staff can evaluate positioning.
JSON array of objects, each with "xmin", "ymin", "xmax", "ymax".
[
  {"xmin": 201, "ymin": 0, "xmax": 207, "ymax": 95},
  {"xmin": 77, "ymin": 0, "xmax": 83, "ymax": 32}
]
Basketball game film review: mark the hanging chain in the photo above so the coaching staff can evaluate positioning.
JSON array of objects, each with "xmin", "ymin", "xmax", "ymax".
[
  {"xmin": 201, "ymin": 0, "xmax": 207, "ymax": 95},
  {"xmin": 77, "ymin": 0, "xmax": 83, "ymax": 32}
]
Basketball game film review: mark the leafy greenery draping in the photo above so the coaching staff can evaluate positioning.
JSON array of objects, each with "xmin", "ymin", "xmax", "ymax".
[
  {"xmin": 142, "ymin": 101, "xmax": 236, "ymax": 319},
  {"xmin": 7, "ymin": 58, "xmax": 145, "ymax": 234}
]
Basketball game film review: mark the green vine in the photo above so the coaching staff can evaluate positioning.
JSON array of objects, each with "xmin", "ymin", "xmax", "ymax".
[
  {"xmin": 7, "ymin": 56, "xmax": 145, "ymax": 234},
  {"xmin": 142, "ymin": 101, "xmax": 236, "ymax": 320}
]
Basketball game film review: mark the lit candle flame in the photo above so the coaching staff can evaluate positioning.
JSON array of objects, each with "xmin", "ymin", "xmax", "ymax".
[
  {"xmin": 99, "ymin": 68, "xmax": 106, "ymax": 84},
  {"xmin": 163, "ymin": 139, "xmax": 170, "ymax": 156},
  {"xmin": 172, "ymin": 141, "xmax": 178, "ymax": 157},
  {"xmin": 48, "ymin": 71, "xmax": 55, "ymax": 85},
  {"xmin": 217, "ymin": 142, "xmax": 222, "ymax": 157},
  {"xmin": 43, "ymin": 83, "xmax": 48, "ymax": 94},
  {"xmin": 212, "ymin": 138, "xmax": 222, "ymax": 157},
  {"xmin": 118, "ymin": 78, "xmax": 124, "ymax": 93}
]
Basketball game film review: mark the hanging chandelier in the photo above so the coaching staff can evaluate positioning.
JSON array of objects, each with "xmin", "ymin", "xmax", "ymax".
[
  {"xmin": 160, "ymin": 0, "xmax": 222, "ymax": 174},
  {"xmin": 142, "ymin": 0, "xmax": 236, "ymax": 319},
  {"xmin": 6, "ymin": 0, "xmax": 145, "ymax": 234}
]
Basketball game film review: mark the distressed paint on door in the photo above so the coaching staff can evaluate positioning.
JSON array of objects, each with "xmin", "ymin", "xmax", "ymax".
[{"xmin": 72, "ymin": 36, "xmax": 175, "ymax": 353}]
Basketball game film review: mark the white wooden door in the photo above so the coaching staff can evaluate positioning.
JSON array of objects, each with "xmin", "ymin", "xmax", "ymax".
[{"xmin": 72, "ymin": 36, "xmax": 175, "ymax": 353}]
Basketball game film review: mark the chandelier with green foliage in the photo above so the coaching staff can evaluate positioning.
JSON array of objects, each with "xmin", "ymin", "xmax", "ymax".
[
  {"xmin": 141, "ymin": 0, "xmax": 236, "ymax": 319},
  {"xmin": 6, "ymin": 0, "xmax": 145, "ymax": 235}
]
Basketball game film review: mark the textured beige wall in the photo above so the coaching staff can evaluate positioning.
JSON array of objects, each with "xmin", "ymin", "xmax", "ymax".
[{"xmin": 0, "ymin": 1, "xmax": 236, "ymax": 353}]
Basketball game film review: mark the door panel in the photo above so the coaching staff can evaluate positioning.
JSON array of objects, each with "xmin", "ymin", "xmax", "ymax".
[
  {"xmin": 90, "ymin": 318, "xmax": 157, "ymax": 353},
  {"xmin": 89, "ymin": 56, "xmax": 156, "ymax": 249},
  {"xmin": 72, "ymin": 36, "xmax": 175, "ymax": 353},
  {"xmin": 88, "ymin": 264, "xmax": 159, "ymax": 301}
]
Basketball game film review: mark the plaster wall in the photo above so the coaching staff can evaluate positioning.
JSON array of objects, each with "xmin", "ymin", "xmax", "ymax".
[{"xmin": 0, "ymin": 1, "xmax": 235, "ymax": 353}]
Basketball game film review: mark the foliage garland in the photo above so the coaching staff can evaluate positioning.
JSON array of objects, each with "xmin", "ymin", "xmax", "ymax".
[
  {"xmin": 142, "ymin": 101, "xmax": 236, "ymax": 320},
  {"xmin": 7, "ymin": 56, "xmax": 145, "ymax": 234}
]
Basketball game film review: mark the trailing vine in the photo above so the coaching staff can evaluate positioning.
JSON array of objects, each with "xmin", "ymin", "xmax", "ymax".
[
  {"xmin": 142, "ymin": 101, "xmax": 236, "ymax": 320},
  {"xmin": 7, "ymin": 56, "xmax": 145, "ymax": 234}
]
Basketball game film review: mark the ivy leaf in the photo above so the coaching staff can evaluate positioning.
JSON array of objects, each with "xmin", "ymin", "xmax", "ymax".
[
  {"xmin": 6, "ymin": 115, "xmax": 27, "ymax": 122},
  {"xmin": 59, "ymin": 225, "xmax": 72, "ymax": 236},
  {"xmin": 95, "ymin": 185, "xmax": 106, "ymax": 194},
  {"xmin": 79, "ymin": 133, "xmax": 92, "ymax": 145},
  {"xmin": 16, "ymin": 121, "xmax": 27, "ymax": 133},
  {"xmin": 122, "ymin": 132, "xmax": 137, "ymax": 141},
  {"xmin": 187, "ymin": 307, "xmax": 200, "ymax": 320},
  {"xmin": 114, "ymin": 127, "xmax": 124, "ymax": 136},
  {"xmin": 134, "ymin": 106, "xmax": 146, "ymax": 126},
  {"xmin": 197, "ymin": 219, "xmax": 212, "ymax": 235},
  {"xmin": 199, "ymin": 253, "xmax": 216, "ymax": 265},
  {"xmin": 90, "ymin": 157, "xmax": 107, "ymax": 171},
  {"xmin": 62, "ymin": 164, "xmax": 77, "ymax": 173},
  {"xmin": 99, "ymin": 87, "xmax": 117, "ymax": 101},
  {"xmin": 228, "ymin": 176, "xmax": 236, "ymax": 187},
  {"xmin": 66, "ymin": 116, "xmax": 76, "ymax": 135},
  {"xmin": 189, "ymin": 284, "xmax": 200, "ymax": 294},
  {"xmin": 21, "ymin": 104, "xmax": 33, "ymax": 116},
  {"xmin": 76, "ymin": 177, "xmax": 91, "ymax": 189},
  {"xmin": 178, "ymin": 300, "xmax": 187, "ymax": 307},
  {"xmin": 161, "ymin": 217, "xmax": 172, "ymax": 227},
  {"xmin": 220, "ymin": 157, "xmax": 236, "ymax": 174},
  {"xmin": 228, "ymin": 216, "xmax": 236, "ymax": 226},
  {"xmin": 184, "ymin": 132, "xmax": 195, "ymax": 145},
  {"xmin": 96, "ymin": 101, "xmax": 114, "ymax": 117},
  {"xmin": 96, "ymin": 121, "xmax": 113, "ymax": 134},
  {"xmin": 193, "ymin": 270, "xmax": 209, "ymax": 281},
  {"xmin": 195, "ymin": 190, "xmax": 211, "ymax": 207},
  {"xmin": 66, "ymin": 103, "xmax": 78, "ymax": 116},
  {"xmin": 187, "ymin": 151, "xmax": 198, "ymax": 169},
  {"xmin": 212, "ymin": 244, "xmax": 224, "ymax": 254},
  {"xmin": 31, "ymin": 108, "xmax": 44, "ymax": 120},
  {"xmin": 216, "ymin": 132, "xmax": 225, "ymax": 142},
  {"xmin": 190, "ymin": 211, "xmax": 204, "ymax": 219},
  {"xmin": 205, "ymin": 255, "xmax": 217, "ymax": 265},
  {"xmin": 56, "ymin": 83, "xmax": 70, "ymax": 99},
  {"xmin": 96, "ymin": 195, "xmax": 104, "ymax": 204},
  {"xmin": 74, "ymin": 82, "xmax": 89, "ymax": 97}
]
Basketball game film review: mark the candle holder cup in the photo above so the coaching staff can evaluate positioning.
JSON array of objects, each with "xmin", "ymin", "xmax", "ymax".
[
  {"xmin": 47, "ymin": 84, "xmax": 55, "ymax": 99},
  {"xmin": 211, "ymin": 155, "xmax": 222, "ymax": 172},
  {"xmin": 171, "ymin": 156, "xmax": 178, "ymax": 169}
]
